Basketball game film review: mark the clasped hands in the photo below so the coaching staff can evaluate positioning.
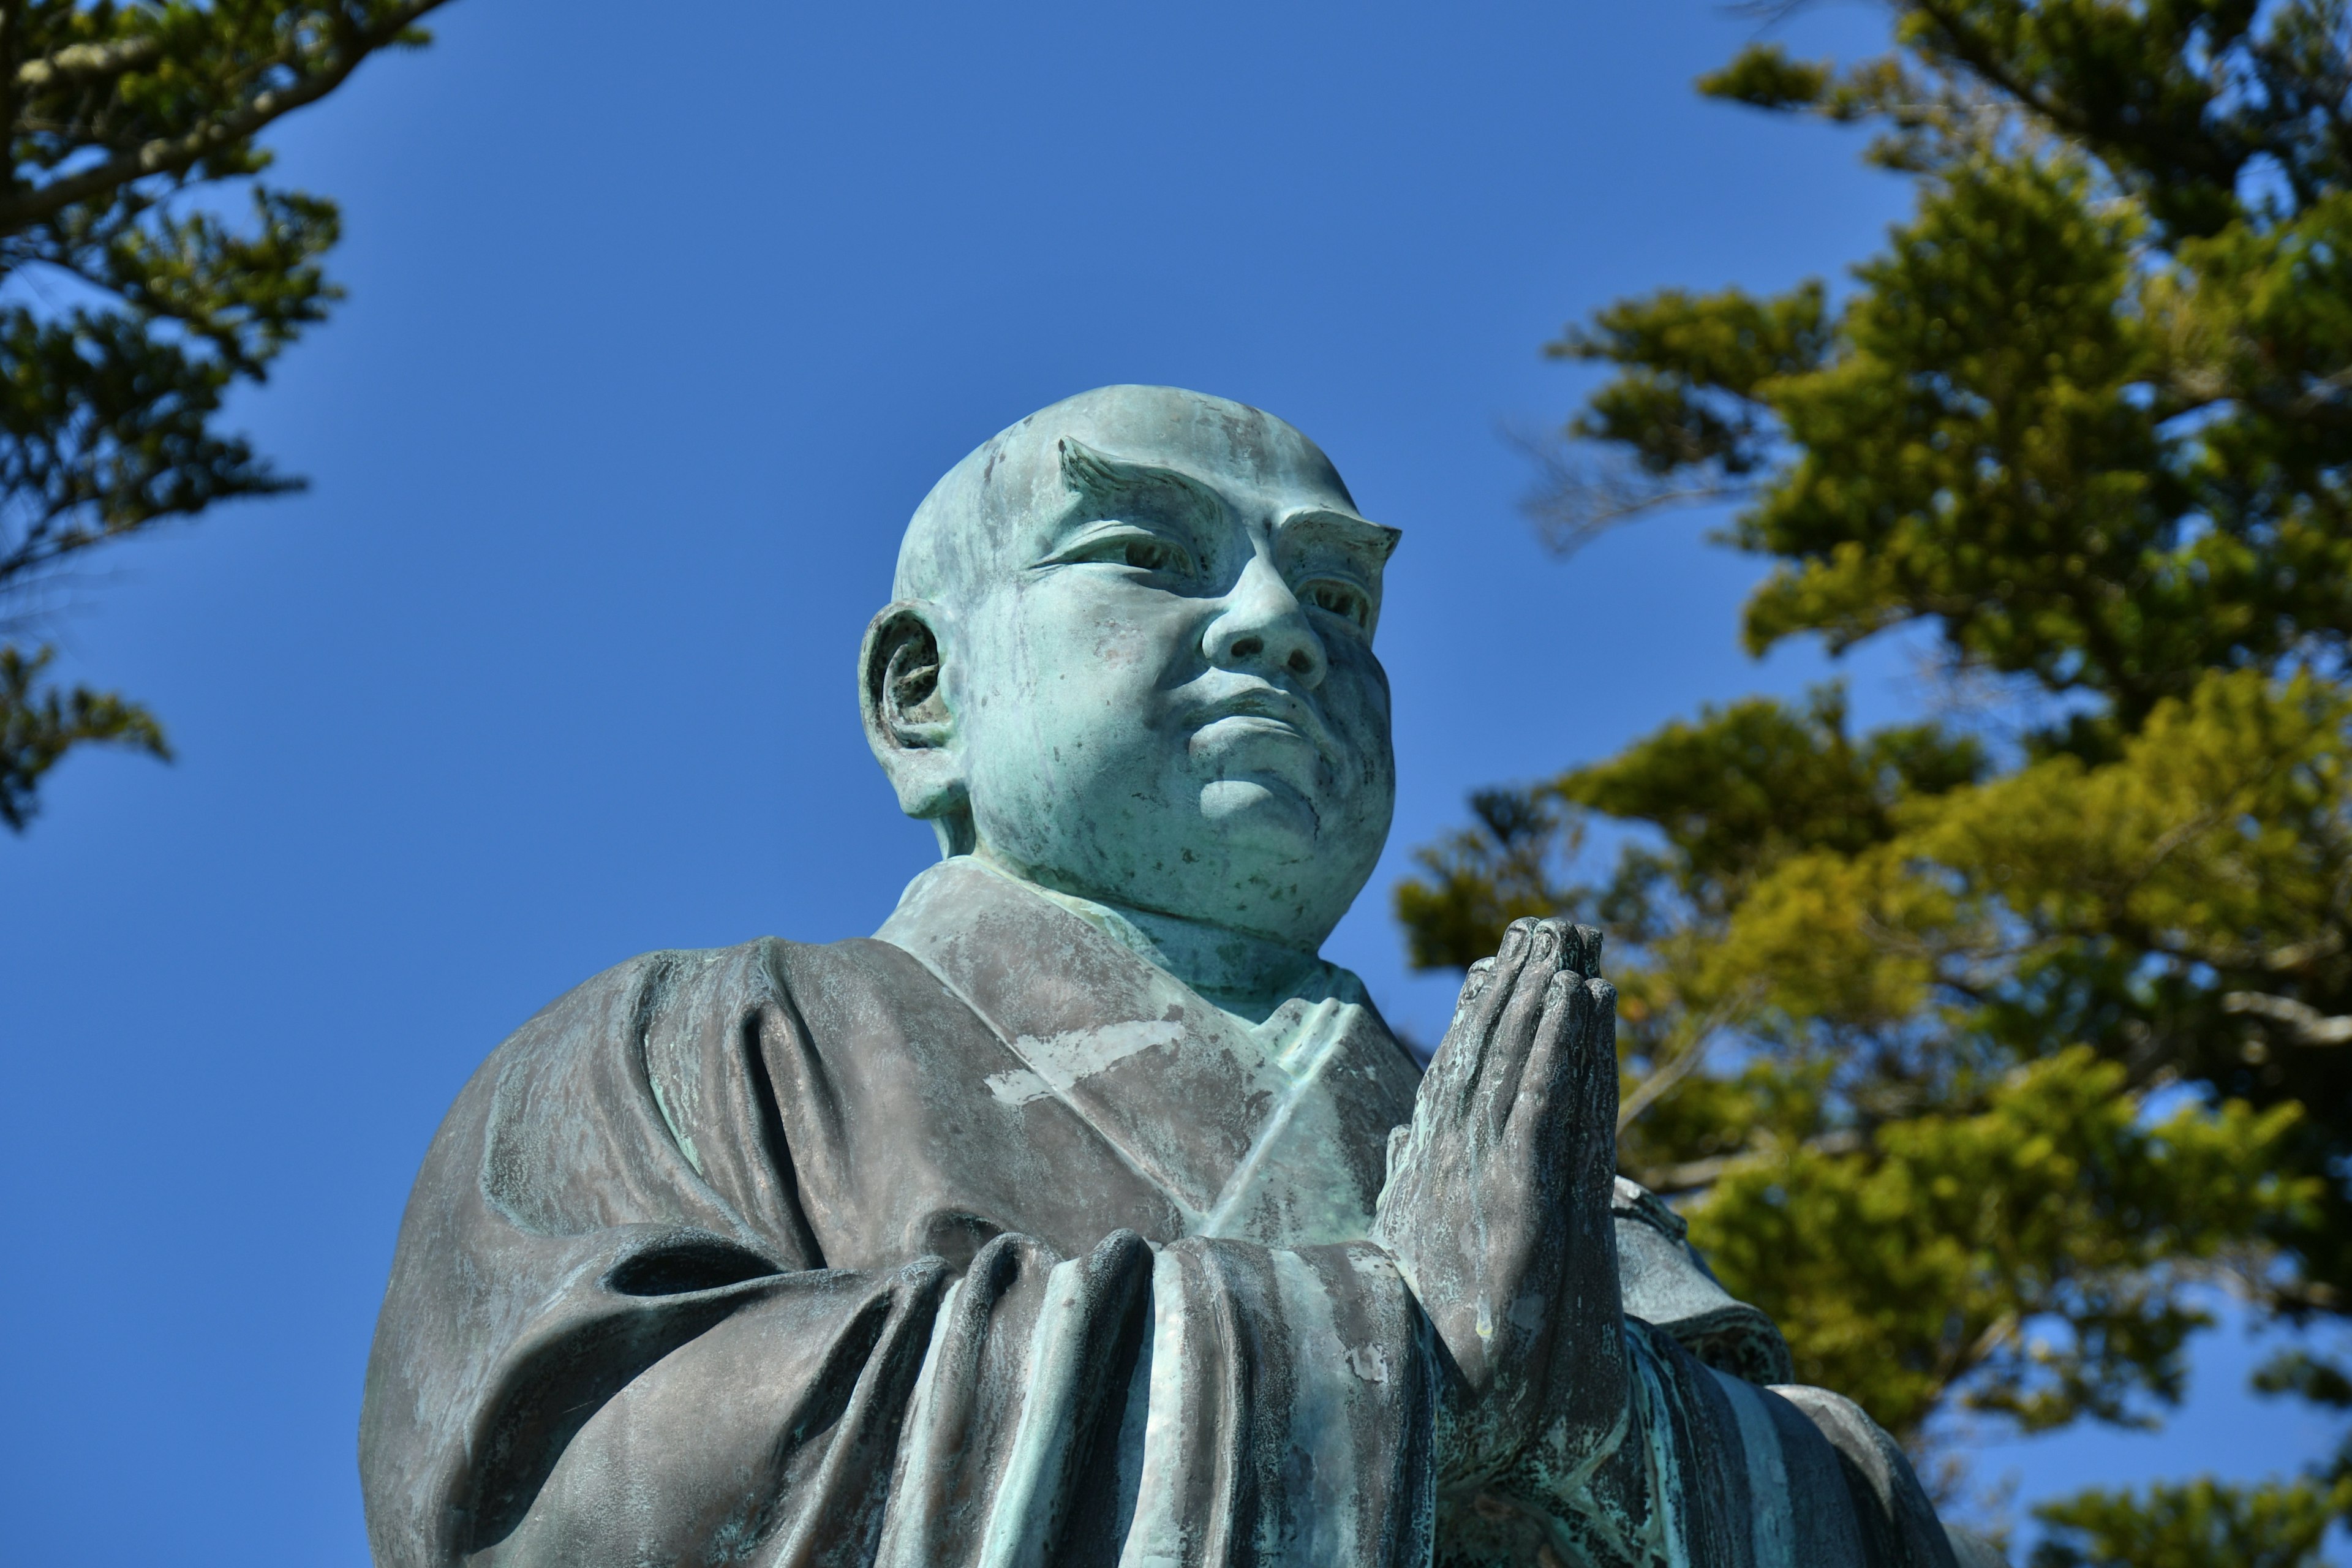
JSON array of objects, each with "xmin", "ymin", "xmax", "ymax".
[{"xmin": 1371, "ymin": 916, "xmax": 1629, "ymax": 1490}]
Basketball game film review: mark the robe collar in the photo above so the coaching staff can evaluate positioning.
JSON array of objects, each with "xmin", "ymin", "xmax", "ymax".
[{"xmin": 875, "ymin": 856, "xmax": 1420, "ymax": 1244}]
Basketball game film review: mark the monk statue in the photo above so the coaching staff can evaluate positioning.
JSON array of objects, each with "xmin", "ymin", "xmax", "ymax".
[{"xmin": 360, "ymin": 386, "xmax": 1996, "ymax": 1567}]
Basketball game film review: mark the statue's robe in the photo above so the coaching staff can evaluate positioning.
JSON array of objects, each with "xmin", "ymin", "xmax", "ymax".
[{"xmin": 362, "ymin": 857, "xmax": 1977, "ymax": 1567}]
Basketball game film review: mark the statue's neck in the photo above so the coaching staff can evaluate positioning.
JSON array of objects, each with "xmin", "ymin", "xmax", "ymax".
[{"xmin": 971, "ymin": 851, "xmax": 1322, "ymax": 1024}]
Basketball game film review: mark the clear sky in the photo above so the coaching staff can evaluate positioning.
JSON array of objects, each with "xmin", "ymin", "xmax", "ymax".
[{"xmin": 2, "ymin": 2, "xmax": 2339, "ymax": 1561}]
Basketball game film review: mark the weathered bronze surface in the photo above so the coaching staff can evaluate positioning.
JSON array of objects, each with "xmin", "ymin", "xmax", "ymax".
[{"xmin": 361, "ymin": 387, "xmax": 1991, "ymax": 1566}]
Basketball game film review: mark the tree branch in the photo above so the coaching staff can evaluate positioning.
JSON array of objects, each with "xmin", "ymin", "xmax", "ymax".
[
  {"xmin": 2221, "ymin": 990, "xmax": 2352, "ymax": 1046},
  {"xmin": 1942, "ymin": 1308, "xmax": 2019, "ymax": 1394},
  {"xmin": 1904, "ymin": 0, "xmax": 2246, "ymax": 198},
  {"xmin": 1634, "ymin": 1126, "xmax": 1866, "ymax": 1196},
  {"xmin": 1510, "ymin": 423, "xmax": 1754, "ymax": 559},
  {"xmin": 1618, "ymin": 996, "xmax": 1746, "ymax": 1133},
  {"xmin": 0, "ymin": 2, "xmax": 449, "ymax": 232},
  {"xmin": 15, "ymin": 33, "xmax": 164, "ymax": 91}
]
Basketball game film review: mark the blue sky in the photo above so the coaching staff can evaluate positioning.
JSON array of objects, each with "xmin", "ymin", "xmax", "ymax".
[{"xmin": 2, "ymin": 1, "xmax": 2338, "ymax": 1560}]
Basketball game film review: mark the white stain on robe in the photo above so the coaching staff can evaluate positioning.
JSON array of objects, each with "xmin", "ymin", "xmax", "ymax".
[{"xmin": 986, "ymin": 1019, "xmax": 1185, "ymax": 1104}]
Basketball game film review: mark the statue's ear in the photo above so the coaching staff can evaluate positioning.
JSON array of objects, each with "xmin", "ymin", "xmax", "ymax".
[{"xmin": 859, "ymin": 600, "xmax": 974, "ymax": 855}]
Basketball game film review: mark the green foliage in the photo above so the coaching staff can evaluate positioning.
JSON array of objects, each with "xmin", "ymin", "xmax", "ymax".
[
  {"xmin": 2255, "ymin": 1347, "xmax": 2352, "ymax": 1411},
  {"xmin": 2029, "ymin": 1475, "xmax": 2351, "ymax": 1568},
  {"xmin": 1403, "ymin": 0, "xmax": 2352, "ymax": 1545},
  {"xmin": 1547, "ymin": 7, "xmax": 2352, "ymax": 737},
  {"xmin": 0, "ymin": 2, "xmax": 450, "ymax": 830},
  {"xmin": 1, "ymin": 640, "xmax": 164, "ymax": 827},
  {"xmin": 1692, "ymin": 1047, "xmax": 2315, "ymax": 1436}
]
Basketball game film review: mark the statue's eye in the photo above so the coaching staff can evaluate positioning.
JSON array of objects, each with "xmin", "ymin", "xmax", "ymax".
[
  {"xmin": 1302, "ymin": 579, "xmax": 1372, "ymax": 630},
  {"xmin": 1041, "ymin": 527, "xmax": 1200, "ymax": 578},
  {"xmin": 1112, "ymin": 535, "xmax": 1193, "ymax": 575}
]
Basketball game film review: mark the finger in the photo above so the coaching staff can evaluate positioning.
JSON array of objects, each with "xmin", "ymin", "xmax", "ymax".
[
  {"xmin": 1570, "ymin": 924, "xmax": 1605, "ymax": 981},
  {"xmin": 1484, "ymin": 919, "xmax": 1600, "ymax": 1134},
  {"xmin": 1577, "ymin": 977, "xmax": 1621, "ymax": 1151},
  {"xmin": 1506, "ymin": 964, "xmax": 1592, "ymax": 1142},
  {"xmin": 1439, "ymin": 918, "xmax": 1539, "ymax": 1112},
  {"xmin": 1542, "ymin": 976, "xmax": 1628, "ymax": 1414},
  {"xmin": 1457, "ymin": 956, "xmax": 1498, "ymax": 1011},
  {"xmin": 1474, "ymin": 918, "xmax": 1574, "ymax": 1129},
  {"xmin": 1562, "ymin": 976, "xmax": 1623, "ymax": 1200},
  {"xmin": 1544, "ymin": 978, "xmax": 1621, "ymax": 1232}
]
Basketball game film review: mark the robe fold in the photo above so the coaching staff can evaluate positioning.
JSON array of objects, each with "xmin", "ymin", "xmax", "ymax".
[{"xmin": 361, "ymin": 857, "xmax": 1971, "ymax": 1566}]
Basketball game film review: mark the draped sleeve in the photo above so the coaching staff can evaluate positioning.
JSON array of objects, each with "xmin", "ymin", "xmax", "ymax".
[
  {"xmin": 1437, "ymin": 1193, "xmax": 1970, "ymax": 1568},
  {"xmin": 358, "ymin": 942, "xmax": 1439, "ymax": 1568},
  {"xmin": 359, "ymin": 933, "xmax": 1975, "ymax": 1567}
]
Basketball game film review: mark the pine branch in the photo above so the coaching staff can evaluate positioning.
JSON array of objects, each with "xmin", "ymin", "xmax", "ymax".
[
  {"xmin": 2222, "ymin": 991, "xmax": 2352, "ymax": 1047},
  {"xmin": 0, "ymin": 2, "xmax": 450, "ymax": 232},
  {"xmin": 14, "ymin": 33, "xmax": 162, "ymax": 91}
]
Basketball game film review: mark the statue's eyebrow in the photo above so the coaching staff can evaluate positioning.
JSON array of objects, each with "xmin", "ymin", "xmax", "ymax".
[
  {"xmin": 1276, "ymin": 507, "xmax": 1402, "ymax": 566},
  {"xmin": 1057, "ymin": 437, "xmax": 1227, "ymax": 530},
  {"xmin": 1055, "ymin": 437, "xmax": 1400, "ymax": 564}
]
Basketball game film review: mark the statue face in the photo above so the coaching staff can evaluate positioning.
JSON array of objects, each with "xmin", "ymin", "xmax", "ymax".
[{"xmin": 905, "ymin": 390, "xmax": 1398, "ymax": 951}]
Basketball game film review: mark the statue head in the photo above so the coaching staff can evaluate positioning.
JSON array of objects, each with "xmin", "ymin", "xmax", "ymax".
[{"xmin": 861, "ymin": 385, "xmax": 1399, "ymax": 955}]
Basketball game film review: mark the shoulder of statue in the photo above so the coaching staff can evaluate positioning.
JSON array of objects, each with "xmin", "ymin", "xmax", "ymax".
[
  {"xmin": 542, "ymin": 932, "xmax": 933, "ymax": 1006},
  {"xmin": 478, "ymin": 933, "xmax": 937, "ymax": 1079},
  {"xmin": 517, "ymin": 937, "xmax": 799, "ymax": 1020},
  {"xmin": 1613, "ymin": 1175, "xmax": 1796, "ymax": 1386}
]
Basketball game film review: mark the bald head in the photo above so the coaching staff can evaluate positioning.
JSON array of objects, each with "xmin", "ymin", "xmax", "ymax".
[
  {"xmin": 864, "ymin": 385, "xmax": 1398, "ymax": 953},
  {"xmin": 894, "ymin": 385, "xmax": 1363, "ymax": 611}
]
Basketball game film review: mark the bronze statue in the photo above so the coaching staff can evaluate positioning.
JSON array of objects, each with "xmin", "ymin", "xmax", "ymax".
[{"xmin": 362, "ymin": 386, "xmax": 1986, "ymax": 1566}]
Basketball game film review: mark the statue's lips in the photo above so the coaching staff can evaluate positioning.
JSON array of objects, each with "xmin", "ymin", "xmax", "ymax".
[
  {"xmin": 1194, "ymin": 714, "xmax": 1319, "ymax": 752},
  {"xmin": 1183, "ymin": 687, "xmax": 1340, "ymax": 764}
]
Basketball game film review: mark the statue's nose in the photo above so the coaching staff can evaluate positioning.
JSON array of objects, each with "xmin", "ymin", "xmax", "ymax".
[{"xmin": 1203, "ymin": 556, "xmax": 1327, "ymax": 688}]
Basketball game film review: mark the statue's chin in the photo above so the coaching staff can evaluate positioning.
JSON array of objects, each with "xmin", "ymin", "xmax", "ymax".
[
  {"xmin": 1197, "ymin": 777, "xmax": 1321, "ymax": 845},
  {"xmin": 976, "ymin": 778, "xmax": 1373, "ymax": 947}
]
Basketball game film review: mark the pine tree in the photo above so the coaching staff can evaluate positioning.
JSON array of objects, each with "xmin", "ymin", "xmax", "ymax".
[
  {"xmin": 1397, "ymin": 3, "xmax": 2352, "ymax": 1556},
  {"xmin": 0, "ymin": 1, "xmax": 451, "ymax": 830}
]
